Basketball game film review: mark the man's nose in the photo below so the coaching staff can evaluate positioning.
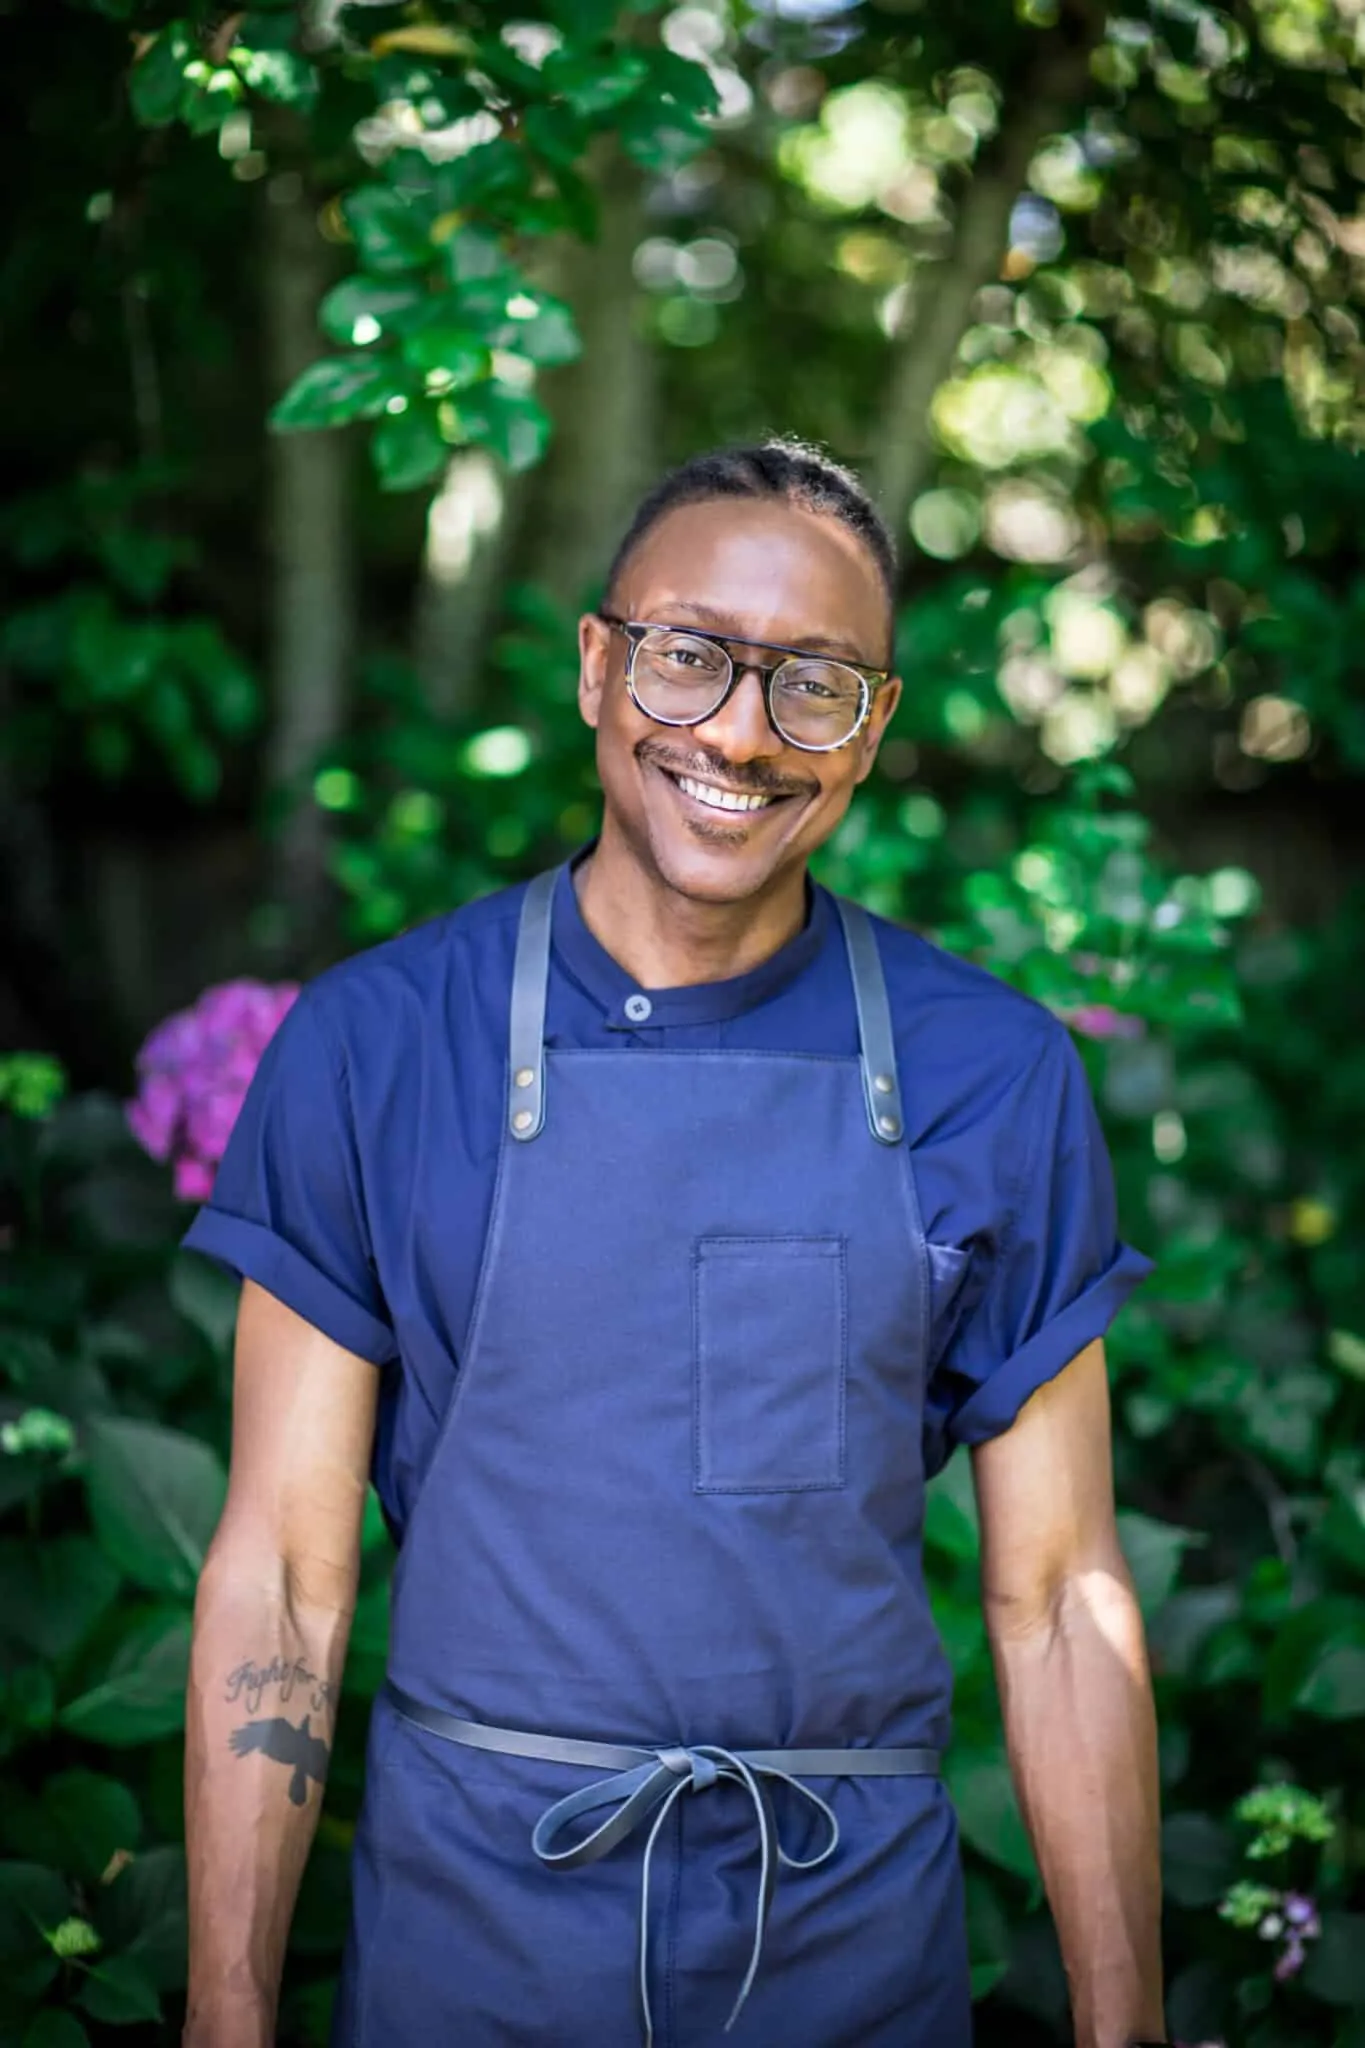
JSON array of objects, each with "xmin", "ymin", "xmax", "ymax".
[{"xmin": 691, "ymin": 666, "xmax": 784, "ymax": 760}]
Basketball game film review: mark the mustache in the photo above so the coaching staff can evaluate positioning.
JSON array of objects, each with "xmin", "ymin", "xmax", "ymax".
[{"xmin": 636, "ymin": 738, "xmax": 815, "ymax": 799}]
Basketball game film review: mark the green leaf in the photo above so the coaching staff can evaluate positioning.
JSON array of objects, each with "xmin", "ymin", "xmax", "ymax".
[
  {"xmin": 76, "ymin": 1950, "xmax": 161, "ymax": 2026},
  {"xmin": 1304, "ymin": 1914, "xmax": 1365, "ymax": 2006},
  {"xmin": 0, "ymin": 1862, "xmax": 70, "ymax": 1972},
  {"xmin": 82, "ymin": 1416, "xmax": 226, "ymax": 1598},
  {"xmin": 1263, "ymin": 1596, "xmax": 1365, "ymax": 1722},
  {"xmin": 924, "ymin": 1462, "xmax": 980, "ymax": 1562},
  {"xmin": 371, "ymin": 405, "xmax": 449, "ymax": 493},
  {"xmin": 342, "ymin": 186, "xmax": 433, "ymax": 275},
  {"xmin": 540, "ymin": 47, "xmax": 648, "ymax": 118},
  {"xmin": 1116, "ymin": 1510, "xmax": 1200, "ymax": 1617},
  {"xmin": 1296, "ymin": 1641, "xmax": 1365, "ymax": 1718},
  {"xmin": 168, "ymin": 1250, "xmax": 239, "ymax": 1360},
  {"xmin": 945, "ymin": 1747, "xmax": 1036, "ymax": 1883},
  {"xmin": 454, "ymin": 384, "xmax": 551, "ymax": 473},
  {"xmin": 23, "ymin": 2013, "xmax": 92, "ymax": 2048},
  {"xmin": 6, "ymin": 1773, "xmax": 142, "ymax": 1887},
  {"xmin": 401, "ymin": 323, "xmax": 491, "ymax": 385},
  {"xmin": 507, "ymin": 300, "xmax": 581, "ymax": 368},
  {"xmin": 96, "ymin": 1847, "xmax": 187, "ymax": 1994},
  {"xmin": 58, "ymin": 1611, "xmax": 192, "ymax": 1747},
  {"xmin": 0, "ymin": 1537, "xmax": 120, "ymax": 1662},
  {"xmin": 964, "ymin": 1868, "xmax": 1011, "ymax": 2002},
  {"xmin": 319, "ymin": 278, "xmax": 427, "ymax": 349},
  {"xmin": 126, "ymin": 29, "xmax": 191, "ymax": 127},
  {"xmin": 270, "ymin": 354, "xmax": 400, "ymax": 432},
  {"xmin": 234, "ymin": 47, "xmax": 317, "ymax": 109},
  {"xmin": 1161, "ymin": 1812, "xmax": 1240, "ymax": 1907}
]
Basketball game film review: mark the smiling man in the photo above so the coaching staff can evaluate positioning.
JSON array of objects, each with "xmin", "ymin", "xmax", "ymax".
[{"xmin": 181, "ymin": 441, "xmax": 1166, "ymax": 2048}]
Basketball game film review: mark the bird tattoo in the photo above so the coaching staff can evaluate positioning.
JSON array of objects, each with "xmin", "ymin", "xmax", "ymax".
[{"xmin": 228, "ymin": 1713, "xmax": 330, "ymax": 1806}]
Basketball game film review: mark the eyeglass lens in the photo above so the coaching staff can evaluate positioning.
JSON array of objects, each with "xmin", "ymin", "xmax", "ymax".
[{"xmin": 630, "ymin": 629, "xmax": 866, "ymax": 748}]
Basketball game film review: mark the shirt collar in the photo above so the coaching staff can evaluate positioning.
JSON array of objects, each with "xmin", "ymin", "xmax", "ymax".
[{"xmin": 551, "ymin": 853, "xmax": 832, "ymax": 1030}]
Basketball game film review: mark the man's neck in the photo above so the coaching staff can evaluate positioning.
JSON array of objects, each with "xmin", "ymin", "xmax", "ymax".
[{"xmin": 573, "ymin": 836, "xmax": 808, "ymax": 991}]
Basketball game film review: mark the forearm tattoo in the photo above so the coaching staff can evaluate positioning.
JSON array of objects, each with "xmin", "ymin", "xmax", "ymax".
[{"xmin": 223, "ymin": 1656, "xmax": 336, "ymax": 1805}]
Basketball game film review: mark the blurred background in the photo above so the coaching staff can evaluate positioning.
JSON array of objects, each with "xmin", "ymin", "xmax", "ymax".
[{"xmin": 1, "ymin": 1, "xmax": 1363, "ymax": 2044}]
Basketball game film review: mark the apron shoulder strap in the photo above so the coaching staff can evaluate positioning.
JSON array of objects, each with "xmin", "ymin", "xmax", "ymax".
[
  {"xmin": 507, "ymin": 867, "xmax": 558, "ymax": 1142},
  {"xmin": 833, "ymin": 899, "xmax": 904, "ymax": 1147}
]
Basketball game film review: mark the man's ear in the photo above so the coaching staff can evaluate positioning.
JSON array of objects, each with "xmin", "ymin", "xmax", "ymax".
[{"xmin": 578, "ymin": 613, "xmax": 610, "ymax": 730}]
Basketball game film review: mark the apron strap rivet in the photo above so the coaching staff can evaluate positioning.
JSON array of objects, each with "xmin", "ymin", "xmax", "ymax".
[
  {"xmin": 512, "ymin": 1110, "xmax": 533, "ymax": 1134},
  {"xmin": 873, "ymin": 1073, "xmax": 894, "ymax": 1095},
  {"xmin": 514, "ymin": 1067, "xmax": 535, "ymax": 1089}
]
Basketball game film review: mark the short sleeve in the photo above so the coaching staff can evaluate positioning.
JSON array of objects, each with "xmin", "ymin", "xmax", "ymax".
[
  {"xmin": 922, "ymin": 1026, "xmax": 1153, "ymax": 1476},
  {"xmin": 179, "ymin": 989, "xmax": 396, "ymax": 1365}
]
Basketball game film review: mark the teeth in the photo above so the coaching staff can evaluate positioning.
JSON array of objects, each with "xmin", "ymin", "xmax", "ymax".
[{"xmin": 676, "ymin": 774, "xmax": 774, "ymax": 813}]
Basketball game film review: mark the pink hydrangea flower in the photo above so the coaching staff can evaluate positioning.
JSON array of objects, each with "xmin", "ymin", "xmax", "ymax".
[{"xmin": 126, "ymin": 979, "xmax": 299, "ymax": 1201}]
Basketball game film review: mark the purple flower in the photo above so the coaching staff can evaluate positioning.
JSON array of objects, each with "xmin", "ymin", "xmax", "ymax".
[
  {"xmin": 126, "ymin": 978, "xmax": 300, "ymax": 1200},
  {"xmin": 1063, "ymin": 1003, "xmax": 1146, "ymax": 1041},
  {"xmin": 1274, "ymin": 1935, "xmax": 1306, "ymax": 1982},
  {"xmin": 1282, "ymin": 1893, "xmax": 1321, "ymax": 1937}
]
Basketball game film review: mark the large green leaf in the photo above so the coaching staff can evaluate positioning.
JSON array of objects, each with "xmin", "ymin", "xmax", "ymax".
[
  {"xmin": 0, "ymin": 1863, "xmax": 69, "ymax": 1986},
  {"xmin": 3, "ymin": 1773, "xmax": 141, "ymax": 1886},
  {"xmin": 0, "ymin": 1537, "xmax": 120, "ymax": 1662},
  {"xmin": 319, "ymin": 278, "xmax": 427, "ymax": 349},
  {"xmin": 76, "ymin": 1951, "xmax": 161, "ymax": 2026},
  {"xmin": 96, "ymin": 1847, "xmax": 187, "ymax": 1993},
  {"xmin": 58, "ymin": 1612, "xmax": 192, "ymax": 1747},
  {"xmin": 167, "ymin": 1251, "xmax": 239, "ymax": 1361},
  {"xmin": 1115, "ymin": 1510, "xmax": 1201, "ymax": 1617},
  {"xmin": 342, "ymin": 187, "xmax": 433, "ymax": 275},
  {"xmin": 23, "ymin": 2013, "xmax": 92, "ymax": 2048},
  {"xmin": 270, "ymin": 355, "xmax": 400, "ymax": 433},
  {"xmin": 1161, "ymin": 1812, "xmax": 1240, "ymax": 1907},
  {"xmin": 454, "ymin": 384, "xmax": 551, "ymax": 474},
  {"xmin": 945, "ymin": 1747, "xmax": 1036, "ymax": 1883},
  {"xmin": 1263, "ymin": 1596, "xmax": 1365, "ymax": 1721},
  {"xmin": 1304, "ymin": 1913, "xmax": 1365, "ymax": 2006},
  {"xmin": 82, "ymin": 1416, "xmax": 225, "ymax": 1597},
  {"xmin": 372, "ymin": 406, "xmax": 449, "ymax": 493}
]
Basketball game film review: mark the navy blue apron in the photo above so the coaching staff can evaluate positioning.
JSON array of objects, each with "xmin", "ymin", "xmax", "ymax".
[{"xmin": 333, "ymin": 870, "xmax": 972, "ymax": 2047}]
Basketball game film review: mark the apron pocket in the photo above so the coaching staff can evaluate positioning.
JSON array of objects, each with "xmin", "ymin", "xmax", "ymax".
[{"xmin": 693, "ymin": 1235, "xmax": 847, "ymax": 1493}]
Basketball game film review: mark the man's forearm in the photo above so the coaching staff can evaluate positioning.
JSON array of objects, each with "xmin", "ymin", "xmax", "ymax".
[
  {"xmin": 183, "ymin": 1548, "xmax": 353, "ymax": 2046},
  {"xmin": 988, "ymin": 1556, "xmax": 1165, "ymax": 2048}
]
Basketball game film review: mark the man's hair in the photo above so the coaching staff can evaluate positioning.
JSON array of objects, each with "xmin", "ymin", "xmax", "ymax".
[{"xmin": 604, "ymin": 438, "xmax": 899, "ymax": 623}]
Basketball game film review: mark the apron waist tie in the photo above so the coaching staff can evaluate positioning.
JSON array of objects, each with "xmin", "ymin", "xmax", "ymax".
[{"xmin": 384, "ymin": 1680, "xmax": 940, "ymax": 2047}]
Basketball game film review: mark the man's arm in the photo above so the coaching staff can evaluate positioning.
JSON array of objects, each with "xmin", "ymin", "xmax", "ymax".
[
  {"xmin": 183, "ymin": 1280, "xmax": 380, "ymax": 2047},
  {"xmin": 972, "ymin": 1339, "xmax": 1165, "ymax": 2048}
]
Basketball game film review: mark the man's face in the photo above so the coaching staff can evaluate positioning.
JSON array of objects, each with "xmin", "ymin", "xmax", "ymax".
[{"xmin": 577, "ymin": 497, "xmax": 902, "ymax": 907}]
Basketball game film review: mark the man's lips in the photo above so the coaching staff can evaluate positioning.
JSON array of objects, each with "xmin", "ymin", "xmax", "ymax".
[{"xmin": 644, "ymin": 754, "xmax": 812, "ymax": 820}]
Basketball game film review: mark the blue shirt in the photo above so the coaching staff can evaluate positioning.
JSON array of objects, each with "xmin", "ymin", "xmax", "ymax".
[{"xmin": 183, "ymin": 865, "xmax": 1152, "ymax": 1536}]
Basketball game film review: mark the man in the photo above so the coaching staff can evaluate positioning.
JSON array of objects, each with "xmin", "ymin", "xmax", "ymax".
[{"xmin": 181, "ymin": 441, "xmax": 1167, "ymax": 2048}]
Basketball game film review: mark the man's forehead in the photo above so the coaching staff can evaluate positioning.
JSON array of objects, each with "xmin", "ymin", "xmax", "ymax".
[{"xmin": 616, "ymin": 499, "xmax": 889, "ymax": 650}]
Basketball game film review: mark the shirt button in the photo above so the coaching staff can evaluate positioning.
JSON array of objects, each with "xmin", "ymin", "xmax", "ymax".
[{"xmin": 624, "ymin": 994, "xmax": 653, "ymax": 1024}]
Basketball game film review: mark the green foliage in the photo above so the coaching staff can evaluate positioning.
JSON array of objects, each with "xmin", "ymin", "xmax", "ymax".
[{"xmin": 127, "ymin": 6, "xmax": 716, "ymax": 491}]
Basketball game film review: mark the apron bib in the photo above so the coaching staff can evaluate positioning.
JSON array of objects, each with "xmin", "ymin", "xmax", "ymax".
[{"xmin": 334, "ymin": 872, "xmax": 971, "ymax": 2048}]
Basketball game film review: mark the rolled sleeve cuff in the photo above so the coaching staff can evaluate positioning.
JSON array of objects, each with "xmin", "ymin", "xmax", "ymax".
[
  {"xmin": 181, "ymin": 1208, "xmax": 397, "ymax": 1367},
  {"xmin": 948, "ymin": 1240, "xmax": 1155, "ymax": 1451}
]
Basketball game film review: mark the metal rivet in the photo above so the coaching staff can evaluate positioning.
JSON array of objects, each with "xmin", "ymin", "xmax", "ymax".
[
  {"xmin": 873, "ymin": 1072, "xmax": 894, "ymax": 1095},
  {"xmin": 514, "ymin": 1067, "xmax": 535, "ymax": 1089},
  {"xmin": 512, "ymin": 1110, "xmax": 533, "ymax": 1133},
  {"xmin": 877, "ymin": 1114, "xmax": 901, "ymax": 1139}
]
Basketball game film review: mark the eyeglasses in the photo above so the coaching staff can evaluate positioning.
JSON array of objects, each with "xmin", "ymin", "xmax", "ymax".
[{"xmin": 597, "ymin": 611, "xmax": 890, "ymax": 754}]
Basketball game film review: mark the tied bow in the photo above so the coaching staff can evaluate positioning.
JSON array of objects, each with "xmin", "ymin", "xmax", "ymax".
[{"xmin": 531, "ymin": 1742, "xmax": 841, "ymax": 2045}]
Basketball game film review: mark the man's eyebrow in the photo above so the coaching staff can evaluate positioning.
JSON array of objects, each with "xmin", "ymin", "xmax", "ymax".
[{"xmin": 659, "ymin": 599, "xmax": 878, "ymax": 665}]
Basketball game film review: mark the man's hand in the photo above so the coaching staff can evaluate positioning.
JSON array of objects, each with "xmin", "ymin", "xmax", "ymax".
[{"xmin": 972, "ymin": 1340, "xmax": 1165, "ymax": 2048}]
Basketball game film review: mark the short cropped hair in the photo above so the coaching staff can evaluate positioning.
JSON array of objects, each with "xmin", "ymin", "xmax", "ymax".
[{"xmin": 604, "ymin": 438, "xmax": 898, "ymax": 624}]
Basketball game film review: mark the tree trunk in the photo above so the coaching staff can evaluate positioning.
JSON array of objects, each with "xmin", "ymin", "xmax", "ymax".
[
  {"xmin": 872, "ymin": 32, "xmax": 1096, "ymax": 542},
  {"xmin": 517, "ymin": 149, "xmax": 657, "ymax": 610},
  {"xmin": 260, "ymin": 155, "xmax": 354, "ymax": 966},
  {"xmin": 412, "ymin": 451, "xmax": 531, "ymax": 718}
]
